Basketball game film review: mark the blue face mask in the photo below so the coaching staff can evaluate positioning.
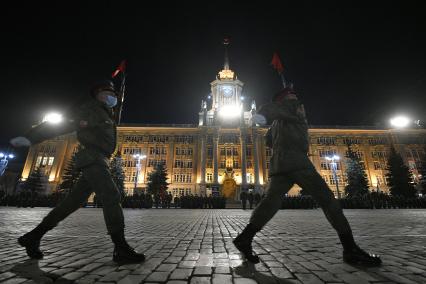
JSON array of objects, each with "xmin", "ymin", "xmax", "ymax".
[
  {"xmin": 98, "ymin": 91, "xmax": 117, "ymax": 108},
  {"xmin": 105, "ymin": 95, "xmax": 118, "ymax": 108}
]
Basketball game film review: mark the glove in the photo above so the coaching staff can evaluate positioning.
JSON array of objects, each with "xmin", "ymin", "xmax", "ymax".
[
  {"xmin": 251, "ymin": 114, "xmax": 267, "ymax": 126},
  {"xmin": 10, "ymin": 137, "xmax": 31, "ymax": 147}
]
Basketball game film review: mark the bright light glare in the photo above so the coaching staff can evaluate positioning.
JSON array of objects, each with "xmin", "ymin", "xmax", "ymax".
[
  {"xmin": 325, "ymin": 155, "xmax": 340, "ymax": 161},
  {"xmin": 390, "ymin": 116, "xmax": 410, "ymax": 128},
  {"xmin": 219, "ymin": 105, "xmax": 241, "ymax": 118},
  {"xmin": 8, "ymin": 154, "xmax": 14, "ymax": 159},
  {"xmin": 133, "ymin": 154, "xmax": 147, "ymax": 159},
  {"xmin": 43, "ymin": 112, "xmax": 63, "ymax": 124},
  {"xmin": 0, "ymin": 153, "xmax": 4, "ymax": 158}
]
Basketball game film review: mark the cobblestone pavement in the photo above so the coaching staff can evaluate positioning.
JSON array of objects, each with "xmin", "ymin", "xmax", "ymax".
[{"xmin": 0, "ymin": 208, "xmax": 425, "ymax": 284}]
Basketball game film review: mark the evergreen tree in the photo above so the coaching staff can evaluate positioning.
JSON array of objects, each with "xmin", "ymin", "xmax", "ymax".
[
  {"xmin": 344, "ymin": 145, "xmax": 370, "ymax": 197},
  {"xmin": 417, "ymin": 145, "xmax": 426, "ymax": 195},
  {"xmin": 59, "ymin": 145, "xmax": 82, "ymax": 192},
  {"xmin": 147, "ymin": 163, "xmax": 169, "ymax": 196},
  {"xmin": 110, "ymin": 151, "xmax": 126, "ymax": 199},
  {"xmin": 25, "ymin": 167, "xmax": 47, "ymax": 194},
  {"xmin": 386, "ymin": 146, "xmax": 416, "ymax": 198}
]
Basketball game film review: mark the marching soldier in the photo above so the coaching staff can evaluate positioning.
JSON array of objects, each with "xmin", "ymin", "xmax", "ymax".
[
  {"xmin": 233, "ymin": 87, "xmax": 381, "ymax": 266},
  {"xmin": 10, "ymin": 80, "xmax": 146, "ymax": 264}
]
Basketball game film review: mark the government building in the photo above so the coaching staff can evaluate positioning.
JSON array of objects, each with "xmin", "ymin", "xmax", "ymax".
[{"xmin": 20, "ymin": 49, "xmax": 426, "ymax": 199}]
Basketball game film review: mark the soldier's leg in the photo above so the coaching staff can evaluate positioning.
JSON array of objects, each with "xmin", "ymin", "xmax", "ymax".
[
  {"xmin": 83, "ymin": 164, "xmax": 145, "ymax": 264},
  {"xmin": 292, "ymin": 168, "xmax": 381, "ymax": 266},
  {"xmin": 82, "ymin": 164, "xmax": 124, "ymax": 234},
  {"xmin": 234, "ymin": 175, "xmax": 293, "ymax": 263},
  {"xmin": 249, "ymin": 175, "xmax": 294, "ymax": 229},
  {"xmin": 291, "ymin": 168, "xmax": 352, "ymax": 235},
  {"xmin": 18, "ymin": 176, "xmax": 92, "ymax": 259}
]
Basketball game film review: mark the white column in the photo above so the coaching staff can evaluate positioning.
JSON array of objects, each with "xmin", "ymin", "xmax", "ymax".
[
  {"xmin": 252, "ymin": 128, "xmax": 260, "ymax": 188},
  {"xmin": 213, "ymin": 134, "xmax": 219, "ymax": 184},
  {"xmin": 200, "ymin": 134, "xmax": 206, "ymax": 184},
  {"xmin": 240, "ymin": 128, "xmax": 247, "ymax": 187}
]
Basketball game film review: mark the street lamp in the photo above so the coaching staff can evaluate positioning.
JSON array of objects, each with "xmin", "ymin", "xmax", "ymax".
[
  {"xmin": 0, "ymin": 152, "xmax": 15, "ymax": 176},
  {"xmin": 43, "ymin": 112, "xmax": 63, "ymax": 124},
  {"xmin": 390, "ymin": 116, "xmax": 410, "ymax": 128},
  {"xmin": 326, "ymin": 155, "xmax": 341, "ymax": 199},
  {"xmin": 132, "ymin": 154, "xmax": 147, "ymax": 193}
]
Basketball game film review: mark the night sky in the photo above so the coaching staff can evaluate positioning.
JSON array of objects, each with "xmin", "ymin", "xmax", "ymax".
[{"xmin": 1, "ymin": 1, "xmax": 426, "ymax": 161}]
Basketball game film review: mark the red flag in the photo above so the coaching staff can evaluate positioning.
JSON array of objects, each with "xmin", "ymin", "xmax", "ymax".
[
  {"xmin": 271, "ymin": 52, "xmax": 284, "ymax": 74},
  {"xmin": 112, "ymin": 60, "xmax": 127, "ymax": 78}
]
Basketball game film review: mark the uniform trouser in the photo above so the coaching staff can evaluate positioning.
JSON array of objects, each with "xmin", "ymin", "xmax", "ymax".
[
  {"xmin": 250, "ymin": 167, "xmax": 352, "ymax": 235},
  {"xmin": 39, "ymin": 163, "xmax": 124, "ymax": 235}
]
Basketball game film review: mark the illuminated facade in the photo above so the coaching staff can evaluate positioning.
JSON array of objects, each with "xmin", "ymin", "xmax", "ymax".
[{"xmin": 21, "ymin": 48, "xmax": 426, "ymax": 198}]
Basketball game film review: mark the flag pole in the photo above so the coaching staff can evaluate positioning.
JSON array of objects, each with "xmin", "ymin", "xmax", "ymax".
[
  {"xmin": 112, "ymin": 60, "xmax": 127, "ymax": 125},
  {"xmin": 116, "ymin": 72, "xmax": 126, "ymax": 125},
  {"xmin": 280, "ymin": 72, "xmax": 287, "ymax": 89}
]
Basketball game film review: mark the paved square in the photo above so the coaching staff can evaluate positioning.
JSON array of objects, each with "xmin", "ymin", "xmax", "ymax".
[{"xmin": 0, "ymin": 208, "xmax": 425, "ymax": 283}]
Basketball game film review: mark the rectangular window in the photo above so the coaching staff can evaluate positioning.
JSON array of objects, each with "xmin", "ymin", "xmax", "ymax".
[
  {"xmin": 373, "ymin": 162, "xmax": 382, "ymax": 170},
  {"xmin": 47, "ymin": 157, "xmax": 54, "ymax": 166},
  {"xmin": 220, "ymin": 160, "xmax": 226, "ymax": 168},
  {"xmin": 233, "ymin": 160, "xmax": 239, "ymax": 169},
  {"xmin": 207, "ymin": 147, "xmax": 213, "ymax": 158},
  {"xmin": 265, "ymin": 148, "xmax": 272, "ymax": 157},
  {"xmin": 247, "ymin": 160, "xmax": 253, "ymax": 169},
  {"xmin": 206, "ymin": 160, "xmax": 212, "ymax": 168},
  {"xmin": 36, "ymin": 156, "xmax": 42, "ymax": 167},
  {"xmin": 246, "ymin": 147, "xmax": 252, "ymax": 157},
  {"xmin": 206, "ymin": 173, "xmax": 213, "ymax": 182}
]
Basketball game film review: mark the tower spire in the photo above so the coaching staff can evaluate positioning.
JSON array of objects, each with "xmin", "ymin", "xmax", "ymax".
[
  {"xmin": 218, "ymin": 37, "xmax": 235, "ymax": 80},
  {"xmin": 223, "ymin": 37, "xmax": 230, "ymax": 70}
]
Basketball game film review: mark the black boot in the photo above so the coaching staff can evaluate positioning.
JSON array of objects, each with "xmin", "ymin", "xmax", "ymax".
[
  {"xmin": 111, "ymin": 230, "xmax": 145, "ymax": 265},
  {"xmin": 233, "ymin": 223, "xmax": 260, "ymax": 263},
  {"xmin": 339, "ymin": 233, "xmax": 382, "ymax": 266},
  {"xmin": 343, "ymin": 246, "xmax": 382, "ymax": 266},
  {"xmin": 18, "ymin": 223, "xmax": 50, "ymax": 259}
]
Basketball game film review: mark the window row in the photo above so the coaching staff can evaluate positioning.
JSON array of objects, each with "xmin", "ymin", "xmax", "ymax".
[
  {"xmin": 320, "ymin": 162, "xmax": 341, "ymax": 171},
  {"xmin": 148, "ymin": 159, "xmax": 166, "ymax": 167},
  {"xmin": 149, "ymin": 147, "xmax": 167, "ymax": 155},
  {"xmin": 174, "ymin": 159, "xmax": 193, "ymax": 168},
  {"xmin": 39, "ymin": 144, "xmax": 56, "ymax": 154},
  {"xmin": 35, "ymin": 156, "xmax": 54, "ymax": 167},
  {"xmin": 170, "ymin": 188, "xmax": 192, "ymax": 197},
  {"xmin": 220, "ymin": 147, "xmax": 239, "ymax": 156},
  {"xmin": 175, "ymin": 147, "xmax": 193, "ymax": 156},
  {"xmin": 173, "ymin": 174, "xmax": 192, "ymax": 183},
  {"xmin": 123, "ymin": 147, "xmax": 142, "ymax": 155},
  {"xmin": 220, "ymin": 160, "xmax": 239, "ymax": 169}
]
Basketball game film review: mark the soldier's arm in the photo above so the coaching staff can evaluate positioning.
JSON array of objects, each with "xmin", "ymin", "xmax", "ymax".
[
  {"xmin": 25, "ymin": 102, "xmax": 96, "ymax": 145},
  {"xmin": 25, "ymin": 118, "xmax": 77, "ymax": 145},
  {"xmin": 257, "ymin": 102, "xmax": 302, "ymax": 124}
]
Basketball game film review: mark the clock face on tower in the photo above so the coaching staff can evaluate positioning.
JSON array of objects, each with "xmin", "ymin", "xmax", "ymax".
[{"xmin": 222, "ymin": 86, "xmax": 233, "ymax": 97}]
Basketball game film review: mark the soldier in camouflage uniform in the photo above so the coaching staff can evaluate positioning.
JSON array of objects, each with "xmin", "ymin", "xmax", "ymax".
[
  {"xmin": 233, "ymin": 87, "xmax": 381, "ymax": 266},
  {"xmin": 10, "ymin": 80, "xmax": 145, "ymax": 264}
]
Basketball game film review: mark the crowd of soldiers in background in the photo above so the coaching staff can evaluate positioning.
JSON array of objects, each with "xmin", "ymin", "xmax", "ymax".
[
  {"xmin": 117, "ymin": 193, "xmax": 226, "ymax": 209},
  {"xmin": 239, "ymin": 190, "xmax": 262, "ymax": 210},
  {"xmin": 1, "ymin": 189, "xmax": 425, "ymax": 209}
]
